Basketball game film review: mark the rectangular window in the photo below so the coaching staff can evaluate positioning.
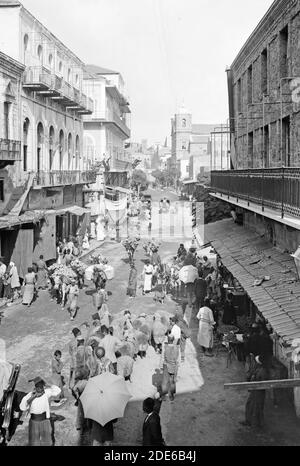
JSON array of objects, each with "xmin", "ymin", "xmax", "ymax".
[
  {"xmin": 247, "ymin": 65, "xmax": 253, "ymax": 104},
  {"xmin": 263, "ymin": 125, "xmax": 269, "ymax": 168},
  {"xmin": 248, "ymin": 132, "xmax": 254, "ymax": 168},
  {"xmin": 282, "ymin": 116, "xmax": 290, "ymax": 166},
  {"xmin": 0, "ymin": 180, "xmax": 4, "ymax": 202},
  {"xmin": 4, "ymin": 102, "xmax": 9, "ymax": 140},
  {"xmin": 261, "ymin": 49, "xmax": 268, "ymax": 96},
  {"xmin": 237, "ymin": 78, "xmax": 242, "ymax": 112},
  {"xmin": 279, "ymin": 26, "xmax": 289, "ymax": 78}
]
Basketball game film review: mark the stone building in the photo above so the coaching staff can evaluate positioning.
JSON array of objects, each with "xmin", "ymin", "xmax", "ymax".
[
  {"xmin": 210, "ymin": 0, "xmax": 300, "ymax": 405},
  {"xmin": 227, "ymin": 0, "xmax": 300, "ymax": 169},
  {"xmin": 171, "ymin": 105, "xmax": 217, "ymax": 179},
  {"xmin": 83, "ymin": 64, "xmax": 131, "ymax": 171},
  {"xmin": 0, "ymin": 0, "xmax": 94, "ymax": 274}
]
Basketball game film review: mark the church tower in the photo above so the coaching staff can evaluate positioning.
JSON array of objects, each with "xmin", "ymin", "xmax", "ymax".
[{"xmin": 171, "ymin": 104, "xmax": 192, "ymax": 178}]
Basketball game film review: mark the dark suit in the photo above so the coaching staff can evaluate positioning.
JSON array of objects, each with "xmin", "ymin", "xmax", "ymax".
[{"xmin": 142, "ymin": 411, "xmax": 165, "ymax": 446}]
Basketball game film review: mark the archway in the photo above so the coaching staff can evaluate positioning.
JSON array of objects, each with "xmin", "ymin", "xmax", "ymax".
[
  {"xmin": 59, "ymin": 130, "xmax": 64, "ymax": 170},
  {"xmin": 49, "ymin": 126, "xmax": 55, "ymax": 170},
  {"xmin": 37, "ymin": 122, "xmax": 44, "ymax": 172},
  {"xmin": 75, "ymin": 135, "xmax": 80, "ymax": 169},
  {"xmin": 68, "ymin": 133, "xmax": 73, "ymax": 169},
  {"xmin": 23, "ymin": 118, "xmax": 30, "ymax": 172}
]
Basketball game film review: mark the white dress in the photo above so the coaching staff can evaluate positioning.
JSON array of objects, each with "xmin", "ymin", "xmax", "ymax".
[
  {"xmin": 82, "ymin": 235, "xmax": 90, "ymax": 250},
  {"xmin": 143, "ymin": 264, "xmax": 154, "ymax": 292},
  {"xmin": 197, "ymin": 306, "xmax": 215, "ymax": 349}
]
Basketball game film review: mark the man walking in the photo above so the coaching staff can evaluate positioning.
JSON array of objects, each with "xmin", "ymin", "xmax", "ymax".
[
  {"xmin": 142, "ymin": 397, "xmax": 165, "ymax": 446},
  {"xmin": 0, "ymin": 257, "xmax": 6, "ymax": 299},
  {"xmin": 161, "ymin": 335, "xmax": 179, "ymax": 401}
]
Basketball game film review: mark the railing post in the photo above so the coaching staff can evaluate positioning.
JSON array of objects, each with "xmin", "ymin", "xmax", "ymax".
[
  {"xmin": 248, "ymin": 170, "xmax": 250, "ymax": 207},
  {"xmin": 261, "ymin": 169, "xmax": 264, "ymax": 212},
  {"xmin": 281, "ymin": 166, "xmax": 285, "ymax": 219}
]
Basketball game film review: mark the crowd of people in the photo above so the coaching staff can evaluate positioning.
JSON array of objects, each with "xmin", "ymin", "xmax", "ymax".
[{"xmin": 1, "ymin": 225, "xmax": 277, "ymax": 446}]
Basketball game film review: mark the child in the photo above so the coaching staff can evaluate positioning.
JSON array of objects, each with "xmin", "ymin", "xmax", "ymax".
[{"xmin": 51, "ymin": 350, "xmax": 67, "ymax": 406}]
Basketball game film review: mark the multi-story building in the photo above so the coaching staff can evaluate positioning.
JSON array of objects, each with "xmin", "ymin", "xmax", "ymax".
[
  {"xmin": 83, "ymin": 64, "xmax": 131, "ymax": 172},
  {"xmin": 0, "ymin": 0, "xmax": 95, "ymax": 274},
  {"xmin": 171, "ymin": 106, "xmax": 218, "ymax": 179},
  {"xmin": 210, "ymin": 0, "xmax": 300, "ymax": 393}
]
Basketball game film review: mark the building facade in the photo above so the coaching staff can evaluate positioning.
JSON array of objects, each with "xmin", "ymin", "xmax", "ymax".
[
  {"xmin": 0, "ymin": 0, "xmax": 95, "ymax": 273},
  {"xmin": 227, "ymin": 0, "xmax": 300, "ymax": 169},
  {"xmin": 171, "ymin": 105, "xmax": 217, "ymax": 179},
  {"xmin": 210, "ymin": 0, "xmax": 300, "ymax": 399},
  {"xmin": 83, "ymin": 64, "xmax": 131, "ymax": 171}
]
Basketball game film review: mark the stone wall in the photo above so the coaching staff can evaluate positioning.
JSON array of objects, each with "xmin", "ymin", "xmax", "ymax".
[{"xmin": 231, "ymin": 0, "xmax": 300, "ymax": 168}]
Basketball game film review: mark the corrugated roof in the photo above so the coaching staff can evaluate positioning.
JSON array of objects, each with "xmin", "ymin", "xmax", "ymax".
[{"xmin": 204, "ymin": 219, "xmax": 300, "ymax": 345}]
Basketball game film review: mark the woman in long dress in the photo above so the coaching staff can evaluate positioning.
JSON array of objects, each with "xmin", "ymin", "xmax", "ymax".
[
  {"xmin": 197, "ymin": 298, "xmax": 215, "ymax": 356},
  {"xmin": 9, "ymin": 262, "xmax": 20, "ymax": 302},
  {"xmin": 22, "ymin": 267, "xmax": 36, "ymax": 307},
  {"xmin": 36, "ymin": 255, "xmax": 48, "ymax": 290},
  {"xmin": 82, "ymin": 234, "xmax": 90, "ymax": 250},
  {"xmin": 67, "ymin": 279, "xmax": 79, "ymax": 321},
  {"xmin": 142, "ymin": 260, "xmax": 154, "ymax": 295},
  {"xmin": 127, "ymin": 263, "xmax": 137, "ymax": 298}
]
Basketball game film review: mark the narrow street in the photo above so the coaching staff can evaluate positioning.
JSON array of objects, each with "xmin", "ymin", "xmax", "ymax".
[{"xmin": 1, "ymin": 189, "xmax": 299, "ymax": 446}]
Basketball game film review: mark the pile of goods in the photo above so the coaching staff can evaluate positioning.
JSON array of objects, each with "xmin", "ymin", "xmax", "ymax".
[
  {"xmin": 70, "ymin": 259, "xmax": 87, "ymax": 277},
  {"xmin": 122, "ymin": 237, "xmax": 140, "ymax": 253},
  {"xmin": 48, "ymin": 263, "xmax": 77, "ymax": 281},
  {"xmin": 90, "ymin": 253, "xmax": 108, "ymax": 265},
  {"xmin": 143, "ymin": 239, "xmax": 161, "ymax": 255}
]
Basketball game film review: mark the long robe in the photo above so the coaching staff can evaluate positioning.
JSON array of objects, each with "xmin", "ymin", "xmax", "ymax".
[
  {"xmin": 127, "ymin": 267, "xmax": 137, "ymax": 296},
  {"xmin": 197, "ymin": 306, "xmax": 215, "ymax": 349},
  {"xmin": 36, "ymin": 259, "xmax": 48, "ymax": 289},
  {"xmin": 245, "ymin": 363, "xmax": 268, "ymax": 427},
  {"xmin": 143, "ymin": 264, "xmax": 154, "ymax": 292}
]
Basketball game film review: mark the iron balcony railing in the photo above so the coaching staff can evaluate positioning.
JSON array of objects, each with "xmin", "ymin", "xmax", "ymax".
[
  {"xmin": 210, "ymin": 168, "xmax": 300, "ymax": 218},
  {"xmin": 23, "ymin": 66, "xmax": 53, "ymax": 89},
  {"xmin": 32, "ymin": 170, "xmax": 96, "ymax": 187},
  {"xmin": 0, "ymin": 139, "xmax": 21, "ymax": 161},
  {"xmin": 104, "ymin": 171, "xmax": 129, "ymax": 188}
]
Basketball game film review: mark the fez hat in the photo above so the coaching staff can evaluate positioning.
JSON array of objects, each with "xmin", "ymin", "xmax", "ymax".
[{"xmin": 29, "ymin": 376, "xmax": 46, "ymax": 386}]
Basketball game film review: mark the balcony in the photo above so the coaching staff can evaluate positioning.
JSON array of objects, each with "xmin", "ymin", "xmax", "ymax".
[
  {"xmin": 210, "ymin": 168, "xmax": 300, "ymax": 218},
  {"xmin": 104, "ymin": 171, "xmax": 129, "ymax": 188},
  {"xmin": 23, "ymin": 66, "xmax": 53, "ymax": 91},
  {"xmin": 0, "ymin": 139, "xmax": 21, "ymax": 166},
  {"xmin": 106, "ymin": 111, "xmax": 130, "ymax": 138},
  {"xmin": 32, "ymin": 170, "xmax": 96, "ymax": 188}
]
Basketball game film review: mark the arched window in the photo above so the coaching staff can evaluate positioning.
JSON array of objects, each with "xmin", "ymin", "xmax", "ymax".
[
  {"xmin": 75, "ymin": 74, "xmax": 79, "ymax": 86},
  {"xmin": 49, "ymin": 54, "xmax": 53, "ymax": 67},
  {"xmin": 68, "ymin": 133, "xmax": 73, "ymax": 169},
  {"xmin": 68, "ymin": 68, "xmax": 71, "ymax": 83},
  {"xmin": 49, "ymin": 126, "xmax": 55, "ymax": 170},
  {"xmin": 59, "ymin": 130, "xmax": 64, "ymax": 170},
  {"xmin": 37, "ymin": 122, "xmax": 44, "ymax": 172},
  {"xmin": 24, "ymin": 34, "xmax": 29, "ymax": 51},
  {"xmin": 59, "ymin": 61, "xmax": 63, "ymax": 74},
  {"xmin": 182, "ymin": 118, "xmax": 186, "ymax": 127},
  {"xmin": 75, "ymin": 135, "xmax": 80, "ymax": 169},
  {"xmin": 23, "ymin": 118, "xmax": 30, "ymax": 172},
  {"xmin": 37, "ymin": 45, "xmax": 43, "ymax": 63}
]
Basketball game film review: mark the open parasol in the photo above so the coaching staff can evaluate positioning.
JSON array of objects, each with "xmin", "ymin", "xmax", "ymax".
[
  {"xmin": 178, "ymin": 265, "xmax": 199, "ymax": 284},
  {"xmin": 80, "ymin": 372, "xmax": 131, "ymax": 427}
]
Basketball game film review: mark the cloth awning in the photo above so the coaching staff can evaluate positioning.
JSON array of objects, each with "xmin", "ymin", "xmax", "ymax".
[
  {"xmin": 44, "ymin": 206, "xmax": 91, "ymax": 217},
  {"xmin": 182, "ymin": 179, "xmax": 197, "ymax": 185},
  {"xmin": 204, "ymin": 219, "xmax": 300, "ymax": 345}
]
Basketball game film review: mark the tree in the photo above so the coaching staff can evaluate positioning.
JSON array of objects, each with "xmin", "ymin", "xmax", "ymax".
[
  {"xmin": 152, "ymin": 169, "xmax": 166, "ymax": 186},
  {"xmin": 131, "ymin": 169, "xmax": 149, "ymax": 194}
]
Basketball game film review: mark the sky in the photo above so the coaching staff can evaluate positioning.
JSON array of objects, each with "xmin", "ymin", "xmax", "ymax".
[{"xmin": 21, "ymin": 0, "xmax": 274, "ymax": 145}]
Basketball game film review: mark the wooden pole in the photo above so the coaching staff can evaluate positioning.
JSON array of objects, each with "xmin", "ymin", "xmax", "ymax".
[{"xmin": 224, "ymin": 378, "xmax": 300, "ymax": 391}]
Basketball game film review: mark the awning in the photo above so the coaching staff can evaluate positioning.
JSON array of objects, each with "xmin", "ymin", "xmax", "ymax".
[
  {"xmin": 44, "ymin": 206, "xmax": 91, "ymax": 217},
  {"xmin": 0, "ymin": 210, "xmax": 46, "ymax": 230},
  {"xmin": 182, "ymin": 179, "xmax": 197, "ymax": 185},
  {"xmin": 204, "ymin": 219, "xmax": 300, "ymax": 345}
]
